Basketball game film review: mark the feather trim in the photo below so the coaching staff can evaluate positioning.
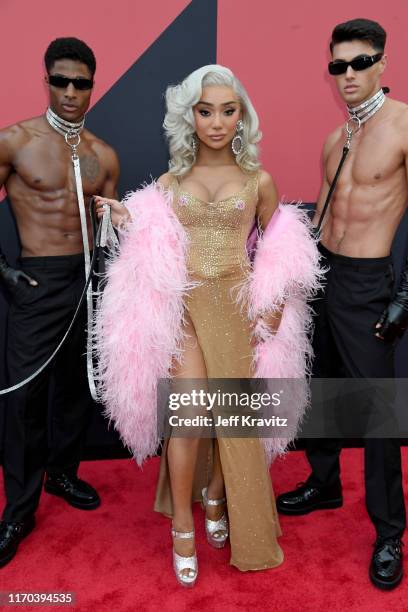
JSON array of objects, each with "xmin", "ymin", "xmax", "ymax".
[
  {"xmin": 243, "ymin": 203, "xmax": 324, "ymax": 460},
  {"xmin": 93, "ymin": 194, "xmax": 323, "ymax": 465},
  {"xmin": 92, "ymin": 183, "xmax": 191, "ymax": 465}
]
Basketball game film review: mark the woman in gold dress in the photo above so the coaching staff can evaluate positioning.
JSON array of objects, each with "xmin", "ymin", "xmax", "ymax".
[
  {"xmin": 94, "ymin": 65, "xmax": 320, "ymax": 587},
  {"xmin": 154, "ymin": 65, "xmax": 283, "ymax": 586}
]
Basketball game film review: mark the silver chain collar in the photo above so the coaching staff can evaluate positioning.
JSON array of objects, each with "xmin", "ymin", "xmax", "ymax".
[
  {"xmin": 347, "ymin": 88, "xmax": 386, "ymax": 126},
  {"xmin": 46, "ymin": 106, "xmax": 85, "ymax": 138},
  {"xmin": 344, "ymin": 88, "xmax": 387, "ymax": 147}
]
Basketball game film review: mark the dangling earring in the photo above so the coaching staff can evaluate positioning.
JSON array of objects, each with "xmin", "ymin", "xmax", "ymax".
[
  {"xmin": 191, "ymin": 133, "xmax": 198, "ymax": 158},
  {"xmin": 232, "ymin": 119, "xmax": 244, "ymax": 156}
]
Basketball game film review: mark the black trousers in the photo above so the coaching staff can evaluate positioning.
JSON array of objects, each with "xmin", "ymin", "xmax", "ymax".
[
  {"xmin": 2, "ymin": 254, "xmax": 91, "ymax": 522},
  {"xmin": 306, "ymin": 244, "xmax": 406, "ymax": 539}
]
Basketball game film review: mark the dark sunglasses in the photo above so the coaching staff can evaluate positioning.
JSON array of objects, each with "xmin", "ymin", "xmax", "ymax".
[
  {"xmin": 328, "ymin": 53, "xmax": 383, "ymax": 76},
  {"xmin": 47, "ymin": 75, "xmax": 94, "ymax": 90}
]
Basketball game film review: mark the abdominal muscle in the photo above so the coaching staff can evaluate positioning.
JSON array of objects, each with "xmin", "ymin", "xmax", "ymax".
[
  {"xmin": 8, "ymin": 184, "xmax": 91, "ymax": 257},
  {"xmin": 19, "ymin": 225, "xmax": 86, "ymax": 257},
  {"xmin": 321, "ymin": 184, "xmax": 406, "ymax": 258}
]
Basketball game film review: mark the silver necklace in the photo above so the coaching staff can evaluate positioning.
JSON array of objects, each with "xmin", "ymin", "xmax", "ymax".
[
  {"xmin": 347, "ymin": 88, "xmax": 386, "ymax": 128},
  {"xmin": 46, "ymin": 106, "xmax": 84, "ymax": 138}
]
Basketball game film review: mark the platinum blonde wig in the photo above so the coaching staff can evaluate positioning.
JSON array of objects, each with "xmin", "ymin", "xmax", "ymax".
[{"xmin": 163, "ymin": 64, "xmax": 262, "ymax": 176}]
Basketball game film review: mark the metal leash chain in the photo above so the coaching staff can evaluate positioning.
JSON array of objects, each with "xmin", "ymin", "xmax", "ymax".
[
  {"xmin": 69, "ymin": 132, "xmax": 118, "ymax": 399},
  {"xmin": 316, "ymin": 116, "xmax": 360, "ymax": 234},
  {"xmin": 67, "ymin": 130, "xmax": 98, "ymax": 400}
]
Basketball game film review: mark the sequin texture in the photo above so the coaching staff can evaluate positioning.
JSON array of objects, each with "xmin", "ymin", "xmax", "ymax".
[{"xmin": 154, "ymin": 171, "xmax": 284, "ymax": 572}]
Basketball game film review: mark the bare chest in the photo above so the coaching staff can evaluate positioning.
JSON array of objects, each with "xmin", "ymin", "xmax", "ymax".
[
  {"xmin": 327, "ymin": 125, "xmax": 404, "ymax": 188},
  {"xmin": 10, "ymin": 136, "xmax": 106, "ymax": 196}
]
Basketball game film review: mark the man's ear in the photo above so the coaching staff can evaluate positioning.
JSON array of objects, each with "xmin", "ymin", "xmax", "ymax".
[{"xmin": 379, "ymin": 53, "xmax": 387, "ymax": 75}]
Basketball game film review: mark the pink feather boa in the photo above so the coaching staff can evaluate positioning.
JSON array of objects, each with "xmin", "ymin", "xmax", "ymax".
[
  {"xmin": 93, "ymin": 184, "xmax": 323, "ymax": 464},
  {"xmin": 93, "ymin": 184, "xmax": 192, "ymax": 464},
  {"xmin": 238, "ymin": 204, "xmax": 324, "ymax": 459}
]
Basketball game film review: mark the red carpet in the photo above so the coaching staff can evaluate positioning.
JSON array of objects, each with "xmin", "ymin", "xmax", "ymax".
[{"xmin": 0, "ymin": 449, "xmax": 407, "ymax": 611}]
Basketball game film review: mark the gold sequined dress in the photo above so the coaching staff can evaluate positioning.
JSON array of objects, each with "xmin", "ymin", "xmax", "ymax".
[{"xmin": 154, "ymin": 171, "xmax": 283, "ymax": 571}]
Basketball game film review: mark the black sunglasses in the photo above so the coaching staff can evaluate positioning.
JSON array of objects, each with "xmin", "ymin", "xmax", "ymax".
[
  {"xmin": 47, "ymin": 75, "xmax": 94, "ymax": 90},
  {"xmin": 328, "ymin": 53, "xmax": 383, "ymax": 76}
]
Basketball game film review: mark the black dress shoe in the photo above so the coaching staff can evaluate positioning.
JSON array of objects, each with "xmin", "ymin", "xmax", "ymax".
[
  {"xmin": 276, "ymin": 481, "xmax": 343, "ymax": 515},
  {"xmin": 0, "ymin": 516, "xmax": 36, "ymax": 568},
  {"xmin": 370, "ymin": 538, "xmax": 404, "ymax": 590},
  {"xmin": 44, "ymin": 473, "xmax": 100, "ymax": 510}
]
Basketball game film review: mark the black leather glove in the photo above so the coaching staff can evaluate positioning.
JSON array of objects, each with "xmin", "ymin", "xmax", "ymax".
[
  {"xmin": 375, "ymin": 259, "xmax": 408, "ymax": 342},
  {"xmin": 0, "ymin": 248, "xmax": 38, "ymax": 290}
]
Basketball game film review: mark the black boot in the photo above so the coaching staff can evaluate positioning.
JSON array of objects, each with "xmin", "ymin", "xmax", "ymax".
[
  {"xmin": 370, "ymin": 538, "xmax": 404, "ymax": 590},
  {"xmin": 44, "ymin": 473, "xmax": 100, "ymax": 510},
  {"xmin": 0, "ymin": 516, "xmax": 36, "ymax": 567},
  {"xmin": 276, "ymin": 480, "xmax": 343, "ymax": 515}
]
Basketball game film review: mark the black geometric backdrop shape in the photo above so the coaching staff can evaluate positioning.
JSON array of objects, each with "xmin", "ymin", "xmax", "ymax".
[
  {"xmin": 0, "ymin": 0, "xmax": 218, "ymax": 455},
  {"xmin": 87, "ymin": 0, "xmax": 218, "ymax": 196}
]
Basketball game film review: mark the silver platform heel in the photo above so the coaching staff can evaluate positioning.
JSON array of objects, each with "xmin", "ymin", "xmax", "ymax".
[
  {"xmin": 171, "ymin": 526, "xmax": 198, "ymax": 587},
  {"xmin": 201, "ymin": 487, "xmax": 229, "ymax": 548}
]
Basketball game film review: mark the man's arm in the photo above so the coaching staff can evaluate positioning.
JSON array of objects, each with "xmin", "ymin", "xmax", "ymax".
[
  {"xmin": 0, "ymin": 126, "xmax": 38, "ymax": 288},
  {"xmin": 375, "ymin": 114, "xmax": 408, "ymax": 342},
  {"xmin": 94, "ymin": 146, "xmax": 124, "ymax": 228},
  {"xmin": 0, "ymin": 127, "xmax": 15, "ymax": 191},
  {"xmin": 100, "ymin": 146, "xmax": 120, "ymax": 200},
  {"xmin": 312, "ymin": 128, "xmax": 339, "ymax": 227}
]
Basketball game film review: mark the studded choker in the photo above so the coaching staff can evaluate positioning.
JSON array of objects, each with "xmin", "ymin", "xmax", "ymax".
[
  {"xmin": 347, "ymin": 88, "xmax": 386, "ymax": 128},
  {"xmin": 45, "ymin": 106, "xmax": 84, "ymax": 137}
]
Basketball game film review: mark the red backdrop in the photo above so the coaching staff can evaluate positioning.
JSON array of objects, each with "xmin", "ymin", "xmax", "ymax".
[
  {"xmin": 218, "ymin": 0, "xmax": 408, "ymax": 200},
  {"xmin": 1, "ymin": 0, "xmax": 407, "ymax": 200}
]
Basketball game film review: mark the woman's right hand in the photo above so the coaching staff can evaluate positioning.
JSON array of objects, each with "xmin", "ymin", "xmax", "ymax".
[{"xmin": 93, "ymin": 196, "xmax": 131, "ymax": 229}]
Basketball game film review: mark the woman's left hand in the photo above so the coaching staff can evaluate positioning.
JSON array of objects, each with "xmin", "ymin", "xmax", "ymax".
[
  {"xmin": 93, "ymin": 196, "xmax": 131, "ymax": 229},
  {"xmin": 250, "ymin": 307, "xmax": 284, "ymax": 346},
  {"xmin": 262, "ymin": 308, "xmax": 284, "ymax": 335}
]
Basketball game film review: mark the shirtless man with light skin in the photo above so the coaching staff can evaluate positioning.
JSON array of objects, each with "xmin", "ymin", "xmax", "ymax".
[
  {"xmin": 317, "ymin": 47, "xmax": 408, "ymax": 261},
  {"xmin": 277, "ymin": 19, "xmax": 407, "ymax": 591},
  {"xmin": 0, "ymin": 37, "xmax": 119, "ymax": 568}
]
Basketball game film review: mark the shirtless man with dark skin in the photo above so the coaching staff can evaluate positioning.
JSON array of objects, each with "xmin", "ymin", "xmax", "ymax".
[
  {"xmin": 0, "ymin": 37, "xmax": 119, "ymax": 567},
  {"xmin": 277, "ymin": 19, "xmax": 407, "ymax": 591}
]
